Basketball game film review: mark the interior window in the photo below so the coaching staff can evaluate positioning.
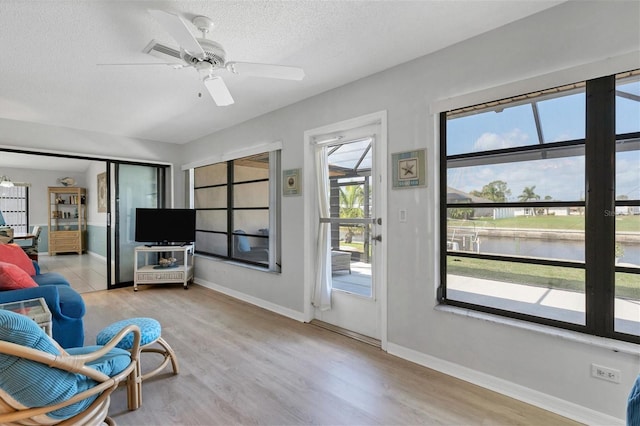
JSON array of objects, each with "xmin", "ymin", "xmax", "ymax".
[{"xmin": 193, "ymin": 151, "xmax": 280, "ymax": 271}]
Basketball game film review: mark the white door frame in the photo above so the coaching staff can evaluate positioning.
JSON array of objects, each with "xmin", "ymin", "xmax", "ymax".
[{"xmin": 303, "ymin": 110, "xmax": 387, "ymax": 350}]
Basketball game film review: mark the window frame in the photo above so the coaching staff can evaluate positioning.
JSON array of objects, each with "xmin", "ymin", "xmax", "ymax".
[
  {"xmin": 439, "ymin": 72, "xmax": 640, "ymax": 344},
  {"xmin": 0, "ymin": 184, "xmax": 29, "ymax": 233},
  {"xmin": 193, "ymin": 150, "xmax": 280, "ymax": 271}
]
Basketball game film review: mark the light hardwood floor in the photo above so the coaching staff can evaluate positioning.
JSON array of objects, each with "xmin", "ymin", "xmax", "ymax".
[
  {"xmin": 82, "ymin": 285, "xmax": 578, "ymax": 426},
  {"xmin": 38, "ymin": 253, "xmax": 107, "ymax": 293}
]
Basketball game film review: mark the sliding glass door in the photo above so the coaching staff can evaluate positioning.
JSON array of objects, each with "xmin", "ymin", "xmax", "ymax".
[{"xmin": 108, "ymin": 163, "xmax": 167, "ymax": 288}]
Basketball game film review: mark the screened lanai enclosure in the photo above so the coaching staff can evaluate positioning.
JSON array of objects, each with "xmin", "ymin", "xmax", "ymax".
[{"xmin": 326, "ymin": 137, "xmax": 374, "ymax": 296}]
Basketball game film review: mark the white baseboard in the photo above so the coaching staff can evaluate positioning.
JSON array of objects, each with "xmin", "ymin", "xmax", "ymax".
[
  {"xmin": 387, "ymin": 343, "xmax": 623, "ymax": 426},
  {"xmin": 38, "ymin": 251, "xmax": 106, "ymax": 261},
  {"xmin": 188, "ymin": 278, "xmax": 623, "ymax": 425},
  {"xmin": 193, "ymin": 277, "xmax": 306, "ymax": 322},
  {"xmin": 86, "ymin": 251, "xmax": 106, "ymax": 262}
]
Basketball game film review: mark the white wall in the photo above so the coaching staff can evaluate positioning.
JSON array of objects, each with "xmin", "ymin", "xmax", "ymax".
[
  {"xmin": 183, "ymin": 1, "xmax": 639, "ymax": 422},
  {"xmin": 84, "ymin": 161, "xmax": 107, "ymax": 228}
]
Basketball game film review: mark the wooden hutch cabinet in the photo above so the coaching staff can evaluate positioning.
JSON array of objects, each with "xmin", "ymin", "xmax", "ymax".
[{"xmin": 48, "ymin": 187, "xmax": 87, "ymax": 255}]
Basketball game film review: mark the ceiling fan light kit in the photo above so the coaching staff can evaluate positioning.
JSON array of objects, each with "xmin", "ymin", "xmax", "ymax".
[
  {"xmin": 126, "ymin": 9, "xmax": 306, "ymax": 107},
  {"xmin": 203, "ymin": 76, "xmax": 234, "ymax": 106}
]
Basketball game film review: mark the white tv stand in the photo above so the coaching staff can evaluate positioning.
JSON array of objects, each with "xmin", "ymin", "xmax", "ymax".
[{"xmin": 133, "ymin": 244, "xmax": 194, "ymax": 291}]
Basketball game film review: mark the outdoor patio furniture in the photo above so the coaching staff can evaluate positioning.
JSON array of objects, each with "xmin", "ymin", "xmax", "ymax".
[{"xmin": 331, "ymin": 250, "xmax": 351, "ymax": 274}]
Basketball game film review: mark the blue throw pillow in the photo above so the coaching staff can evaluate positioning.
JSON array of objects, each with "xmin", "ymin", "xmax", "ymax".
[{"xmin": 234, "ymin": 230, "xmax": 250, "ymax": 252}]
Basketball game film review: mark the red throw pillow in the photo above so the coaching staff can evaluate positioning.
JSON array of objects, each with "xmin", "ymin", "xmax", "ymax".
[
  {"xmin": 0, "ymin": 243, "xmax": 36, "ymax": 276},
  {"xmin": 0, "ymin": 261, "xmax": 38, "ymax": 290}
]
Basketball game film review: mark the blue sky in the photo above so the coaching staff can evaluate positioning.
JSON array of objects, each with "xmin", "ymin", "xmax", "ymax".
[{"xmin": 447, "ymin": 80, "xmax": 640, "ymax": 201}]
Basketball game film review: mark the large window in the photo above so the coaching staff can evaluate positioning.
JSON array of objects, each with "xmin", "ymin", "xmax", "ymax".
[
  {"xmin": 0, "ymin": 185, "xmax": 29, "ymax": 233},
  {"xmin": 440, "ymin": 71, "xmax": 640, "ymax": 343},
  {"xmin": 193, "ymin": 151, "xmax": 280, "ymax": 271}
]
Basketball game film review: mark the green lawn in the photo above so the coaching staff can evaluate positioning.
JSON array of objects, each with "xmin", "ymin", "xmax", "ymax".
[
  {"xmin": 448, "ymin": 256, "xmax": 639, "ymax": 300},
  {"xmin": 448, "ymin": 214, "xmax": 640, "ymax": 232},
  {"xmin": 340, "ymin": 241, "xmax": 364, "ymax": 252}
]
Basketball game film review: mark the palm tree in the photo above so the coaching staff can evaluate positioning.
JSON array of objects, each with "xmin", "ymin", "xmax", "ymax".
[
  {"xmin": 339, "ymin": 184, "xmax": 365, "ymax": 243},
  {"xmin": 518, "ymin": 185, "xmax": 540, "ymax": 216},
  {"xmin": 339, "ymin": 184, "xmax": 364, "ymax": 218}
]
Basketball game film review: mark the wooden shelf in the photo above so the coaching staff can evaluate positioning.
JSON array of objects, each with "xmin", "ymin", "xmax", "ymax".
[{"xmin": 48, "ymin": 187, "xmax": 87, "ymax": 255}]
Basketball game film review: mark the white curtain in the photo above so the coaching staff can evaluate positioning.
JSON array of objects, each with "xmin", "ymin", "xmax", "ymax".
[{"xmin": 312, "ymin": 145, "xmax": 332, "ymax": 310}]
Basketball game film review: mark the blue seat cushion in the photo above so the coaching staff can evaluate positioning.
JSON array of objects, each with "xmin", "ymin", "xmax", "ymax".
[
  {"xmin": 0, "ymin": 310, "xmax": 130, "ymax": 421},
  {"xmin": 32, "ymin": 271, "xmax": 70, "ymax": 287},
  {"xmin": 96, "ymin": 317, "xmax": 161, "ymax": 349}
]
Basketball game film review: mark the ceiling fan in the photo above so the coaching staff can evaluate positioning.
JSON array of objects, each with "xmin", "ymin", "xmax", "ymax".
[{"xmin": 118, "ymin": 10, "xmax": 305, "ymax": 106}]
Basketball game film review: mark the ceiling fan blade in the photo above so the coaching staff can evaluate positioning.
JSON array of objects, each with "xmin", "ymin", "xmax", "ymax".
[
  {"xmin": 148, "ymin": 9, "xmax": 205, "ymax": 59},
  {"xmin": 226, "ymin": 62, "xmax": 305, "ymax": 81},
  {"xmin": 203, "ymin": 76, "xmax": 234, "ymax": 106},
  {"xmin": 97, "ymin": 63, "xmax": 184, "ymax": 67}
]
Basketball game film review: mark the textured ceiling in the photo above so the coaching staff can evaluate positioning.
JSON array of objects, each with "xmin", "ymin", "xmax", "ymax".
[{"xmin": 0, "ymin": 0, "xmax": 563, "ymax": 145}]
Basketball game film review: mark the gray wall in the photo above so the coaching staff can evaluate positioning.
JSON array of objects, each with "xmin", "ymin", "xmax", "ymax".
[
  {"xmin": 182, "ymin": 1, "xmax": 639, "ymax": 422},
  {"xmin": 0, "ymin": 166, "xmax": 86, "ymax": 227},
  {"xmin": 1, "ymin": 160, "xmax": 111, "ymax": 256},
  {"xmin": 0, "ymin": 166, "xmax": 88, "ymax": 252}
]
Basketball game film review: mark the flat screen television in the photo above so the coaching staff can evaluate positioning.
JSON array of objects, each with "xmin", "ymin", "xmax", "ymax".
[{"xmin": 135, "ymin": 208, "xmax": 196, "ymax": 245}]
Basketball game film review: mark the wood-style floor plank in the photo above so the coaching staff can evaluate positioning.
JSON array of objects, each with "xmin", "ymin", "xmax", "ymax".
[{"xmin": 81, "ymin": 285, "xmax": 578, "ymax": 425}]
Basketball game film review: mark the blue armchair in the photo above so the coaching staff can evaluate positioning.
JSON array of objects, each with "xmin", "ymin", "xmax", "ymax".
[{"xmin": 0, "ymin": 261, "xmax": 85, "ymax": 348}]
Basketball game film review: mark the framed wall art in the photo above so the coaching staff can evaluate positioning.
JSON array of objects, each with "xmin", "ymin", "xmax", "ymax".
[
  {"xmin": 97, "ymin": 172, "xmax": 107, "ymax": 212},
  {"xmin": 283, "ymin": 168, "xmax": 302, "ymax": 196},
  {"xmin": 392, "ymin": 149, "xmax": 426, "ymax": 189}
]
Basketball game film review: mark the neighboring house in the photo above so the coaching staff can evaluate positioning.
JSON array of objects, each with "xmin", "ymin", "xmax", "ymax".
[
  {"xmin": 511, "ymin": 206, "xmax": 571, "ymax": 217},
  {"xmin": 0, "ymin": 2, "xmax": 637, "ymax": 424},
  {"xmin": 548, "ymin": 207, "xmax": 571, "ymax": 216},
  {"xmin": 617, "ymin": 206, "xmax": 640, "ymax": 215},
  {"xmin": 446, "ymin": 187, "xmax": 493, "ymax": 218}
]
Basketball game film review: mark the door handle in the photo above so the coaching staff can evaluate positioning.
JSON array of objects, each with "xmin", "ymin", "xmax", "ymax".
[
  {"xmin": 373, "ymin": 234, "xmax": 382, "ymax": 242},
  {"xmin": 375, "ymin": 218, "xmax": 382, "ymax": 225}
]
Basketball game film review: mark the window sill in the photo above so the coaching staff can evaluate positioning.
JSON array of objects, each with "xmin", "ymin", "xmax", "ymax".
[
  {"xmin": 194, "ymin": 253, "xmax": 279, "ymax": 274},
  {"xmin": 434, "ymin": 304, "xmax": 640, "ymax": 356}
]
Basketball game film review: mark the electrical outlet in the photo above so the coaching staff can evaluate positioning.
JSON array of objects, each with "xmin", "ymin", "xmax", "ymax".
[{"xmin": 591, "ymin": 363, "xmax": 621, "ymax": 383}]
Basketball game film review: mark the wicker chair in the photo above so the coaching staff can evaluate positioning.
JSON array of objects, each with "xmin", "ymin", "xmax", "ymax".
[
  {"xmin": 0, "ymin": 226, "xmax": 13, "ymax": 244},
  {"xmin": 0, "ymin": 310, "xmax": 141, "ymax": 426},
  {"xmin": 21, "ymin": 225, "xmax": 41, "ymax": 260}
]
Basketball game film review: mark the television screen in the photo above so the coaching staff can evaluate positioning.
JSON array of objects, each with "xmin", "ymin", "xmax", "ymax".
[{"xmin": 135, "ymin": 208, "xmax": 196, "ymax": 245}]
